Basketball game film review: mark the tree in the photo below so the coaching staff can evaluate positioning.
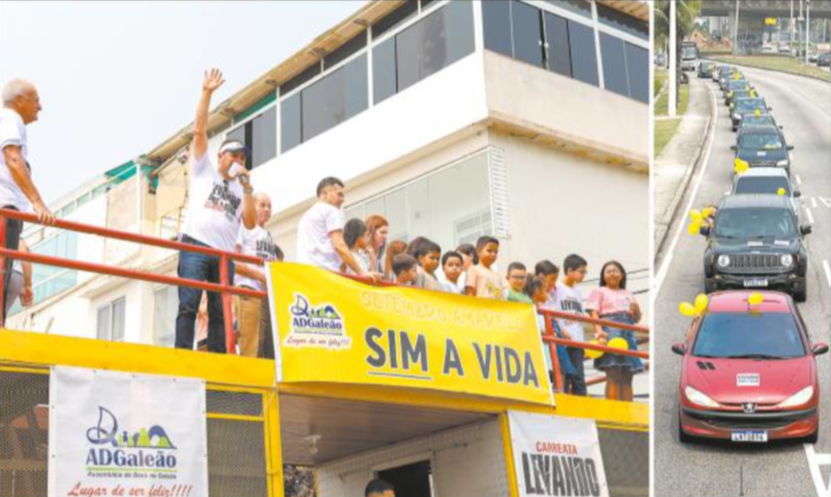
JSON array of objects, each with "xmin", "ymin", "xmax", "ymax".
[{"xmin": 655, "ymin": 0, "xmax": 703, "ymax": 109}]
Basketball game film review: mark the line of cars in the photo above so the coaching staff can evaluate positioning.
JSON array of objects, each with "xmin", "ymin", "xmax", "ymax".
[{"xmin": 674, "ymin": 62, "xmax": 827, "ymax": 445}]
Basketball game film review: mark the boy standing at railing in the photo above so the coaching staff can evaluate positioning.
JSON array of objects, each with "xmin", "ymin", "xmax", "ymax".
[
  {"xmin": 555, "ymin": 254, "xmax": 589, "ymax": 396},
  {"xmin": 175, "ymin": 69, "xmax": 257, "ymax": 354},
  {"xmin": 234, "ymin": 192, "xmax": 283, "ymax": 358},
  {"xmin": 463, "ymin": 236, "xmax": 504, "ymax": 299},
  {"xmin": 504, "ymin": 262, "xmax": 532, "ymax": 304}
]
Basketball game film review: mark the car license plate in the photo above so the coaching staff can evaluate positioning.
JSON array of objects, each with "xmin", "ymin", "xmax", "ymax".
[
  {"xmin": 731, "ymin": 430, "xmax": 768, "ymax": 443},
  {"xmin": 744, "ymin": 278, "xmax": 769, "ymax": 288}
]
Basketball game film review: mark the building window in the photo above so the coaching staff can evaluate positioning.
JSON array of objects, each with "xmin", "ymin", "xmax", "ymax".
[
  {"xmin": 545, "ymin": 0, "xmax": 592, "ymax": 18},
  {"xmin": 302, "ymin": 54, "xmax": 369, "ymax": 143},
  {"xmin": 377, "ymin": 460, "xmax": 433, "ymax": 497},
  {"xmin": 323, "ymin": 31, "xmax": 367, "ymax": 70},
  {"xmin": 482, "ymin": 0, "xmax": 513, "ymax": 58},
  {"xmin": 597, "ymin": 3, "xmax": 649, "ymax": 41},
  {"xmin": 154, "ymin": 286, "xmax": 178, "ymax": 348},
  {"xmin": 344, "ymin": 150, "xmax": 491, "ymax": 251},
  {"xmin": 600, "ymin": 33, "xmax": 629, "ymax": 97},
  {"xmin": 567, "ymin": 19, "xmax": 598, "ymax": 86},
  {"xmin": 625, "ymin": 42, "xmax": 649, "ymax": 103},
  {"xmin": 544, "ymin": 12, "xmax": 572, "ymax": 77},
  {"xmin": 227, "ymin": 105, "xmax": 277, "ymax": 170},
  {"xmin": 373, "ymin": 37, "xmax": 398, "ymax": 105},
  {"xmin": 282, "ymin": 63, "xmax": 322, "ymax": 96},
  {"xmin": 281, "ymin": 93, "xmax": 302, "ymax": 154},
  {"xmin": 31, "ymin": 231, "xmax": 78, "ymax": 305},
  {"xmin": 511, "ymin": 1, "xmax": 544, "ymax": 68},
  {"xmin": 97, "ymin": 297, "xmax": 126, "ymax": 342},
  {"xmin": 372, "ymin": 0, "xmax": 419, "ymax": 39}
]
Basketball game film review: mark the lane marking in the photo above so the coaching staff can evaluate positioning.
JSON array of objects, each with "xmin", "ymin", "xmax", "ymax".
[
  {"xmin": 796, "ymin": 174, "xmax": 803, "ymax": 186},
  {"xmin": 805, "ymin": 207, "xmax": 815, "ymax": 225},
  {"xmin": 655, "ymin": 81, "xmax": 718, "ymax": 294},
  {"xmin": 804, "ymin": 444, "xmax": 830, "ymax": 497},
  {"xmin": 823, "ymin": 260, "xmax": 831, "ymax": 289},
  {"xmin": 810, "ymin": 197, "xmax": 819, "ymax": 209}
]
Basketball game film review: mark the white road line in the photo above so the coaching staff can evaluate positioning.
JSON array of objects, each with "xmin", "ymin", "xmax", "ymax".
[
  {"xmin": 805, "ymin": 207, "xmax": 815, "ymax": 225},
  {"xmin": 655, "ymin": 83, "xmax": 718, "ymax": 294},
  {"xmin": 804, "ymin": 444, "xmax": 831, "ymax": 497},
  {"xmin": 796, "ymin": 174, "xmax": 803, "ymax": 186},
  {"xmin": 810, "ymin": 197, "xmax": 819, "ymax": 209},
  {"xmin": 823, "ymin": 260, "xmax": 831, "ymax": 288}
]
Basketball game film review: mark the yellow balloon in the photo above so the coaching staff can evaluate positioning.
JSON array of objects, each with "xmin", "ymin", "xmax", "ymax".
[
  {"xmin": 679, "ymin": 302, "xmax": 697, "ymax": 317},
  {"xmin": 734, "ymin": 159, "xmax": 749, "ymax": 175},
  {"xmin": 777, "ymin": 188, "xmax": 786, "ymax": 196},
  {"xmin": 688, "ymin": 221, "xmax": 702, "ymax": 236},
  {"xmin": 608, "ymin": 337, "xmax": 629, "ymax": 351},
  {"xmin": 702, "ymin": 207, "xmax": 715, "ymax": 218},
  {"xmin": 694, "ymin": 294, "xmax": 709, "ymax": 313},
  {"xmin": 748, "ymin": 293, "xmax": 764, "ymax": 306},
  {"xmin": 754, "ymin": 108, "xmax": 762, "ymax": 117},
  {"xmin": 689, "ymin": 210, "xmax": 702, "ymax": 224},
  {"xmin": 585, "ymin": 339, "xmax": 604, "ymax": 359}
]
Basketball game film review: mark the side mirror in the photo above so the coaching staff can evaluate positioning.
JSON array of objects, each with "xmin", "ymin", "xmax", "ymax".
[
  {"xmin": 672, "ymin": 343, "xmax": 687, "ymax": 356},
  {"xmin": 813, "ymin": 342, "xmax": 829, "ymax": 356},
  {"xmin": 730, "ymin": 145, "xmax": 738, "ymax": 151},
  {"xmin": 794, "ymin": 190, "xmax": 802, "ymax": 198},
  {"xmin": 699, "ymin": 225, "xmax": 711, "ymax": 236},
  {"xmin": 768, "ymin": 106, "xmax": 773, "ymax": 111},
  {"xmin": 787, "ymin": 145, "xmax": 795, "ymax": 151},
  {"xmin": 779, "ymin": 125, "xmax": 784, "ymax": 129},
  {"xmin": 801, "ymin": 225, "xmax": 813, "ymax": 236}
]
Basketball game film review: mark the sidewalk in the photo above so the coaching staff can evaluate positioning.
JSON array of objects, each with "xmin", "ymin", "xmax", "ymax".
[{"xmin": 653, "ymin": 76, "xmax": 714, "ymax": 259}]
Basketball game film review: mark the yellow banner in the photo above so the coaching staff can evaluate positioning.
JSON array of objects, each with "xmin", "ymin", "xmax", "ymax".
[{"xmin": 267, "ymin": 263, "xmax": 553, "ymax": 406}]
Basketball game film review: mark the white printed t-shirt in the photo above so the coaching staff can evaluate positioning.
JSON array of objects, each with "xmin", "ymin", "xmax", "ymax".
[
  {"xmin": 0, "ymin": 108, "xmax": 31, "ymax": 211},
  {"xmin": 236, "ymin": 225, "xmax": 282, "ymax": 291},
  {"xmin": 554, "ymin": 282, "xmax": 586, "ymax": 342},
  {"xmin": 181, "ymin": 152, "xmax": 246, "ymax": 252},
  {"xmin": 296, "ymin": 202, "xmax": 345, "ymax": 271}
]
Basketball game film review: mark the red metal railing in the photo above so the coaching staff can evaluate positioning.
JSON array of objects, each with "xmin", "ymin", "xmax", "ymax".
[
  {"xmin": 0, "ymin": 208, "xmax": 651, "ymax": 396},
  {"xmin": 0, "ymin": 208, "xmax": 267, "ymax": 354}
]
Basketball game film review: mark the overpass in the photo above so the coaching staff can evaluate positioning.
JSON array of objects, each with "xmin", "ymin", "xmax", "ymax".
[{"xmin": 701, "ymin": 0, "xmax": 831, "ymax": 19}]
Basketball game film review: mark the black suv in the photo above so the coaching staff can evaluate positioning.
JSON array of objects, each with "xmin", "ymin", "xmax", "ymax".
[
  {"xmin": 701, "ymin": 195, "xmax": 811, "ymax": 301},
  {"xmin": 731, "ymin": 124, "xmax": 793, "ymax": 174}
]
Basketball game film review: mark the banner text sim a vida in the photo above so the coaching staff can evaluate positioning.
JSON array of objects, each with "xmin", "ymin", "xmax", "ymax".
[{"xmin": 268, "ymin": 262, "xmax": 553, "ymax": 406}]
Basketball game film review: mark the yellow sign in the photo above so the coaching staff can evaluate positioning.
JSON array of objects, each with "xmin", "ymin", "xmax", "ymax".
[
  {"xmin": 765, "ymin": 18, "xmax": 777, "ymax": 26},
  {"xmin": 267, "ymin": 263, "xmax": 553, "ymax": 405}
]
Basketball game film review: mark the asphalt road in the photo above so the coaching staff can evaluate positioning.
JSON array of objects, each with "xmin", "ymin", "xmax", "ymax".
[{"xmin": 654, "ymin": 67, "xmax": 831, "ymax": 497}]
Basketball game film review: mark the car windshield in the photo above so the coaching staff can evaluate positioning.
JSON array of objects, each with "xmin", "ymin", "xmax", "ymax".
[
  {"xmin": 693, "ymin": 313, "xmax": 805, "ymax": 359},
  {"xmin": 736, "ymin": 99, "xmax": 765, "ymax": 112},
  {"xmin": 728, "ymin": 81, "xmax": 749, "ymax": 90},
  {"xmin": 682, "ymin": 46, "xmax": 698, "ymax": 60},
  {"xmin": 740, "ymin": 132, "xmax": 783, "ymax": 150},
  {"xmin": 715, "ymin": 208, "xmax": 796, "ymax": 238},
  {"xmin": 742, "ymin": 115, "xmax": 774, "ymax": 127},
  {"xmin": 734, "ymin": 177, "xmax": 791, "ymax": 196}
]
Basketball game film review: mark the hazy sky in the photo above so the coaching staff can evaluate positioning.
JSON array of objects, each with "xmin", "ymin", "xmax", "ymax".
[{"xmin": 0, "ymin": 1, "xmax": 367, "ymax": 203}]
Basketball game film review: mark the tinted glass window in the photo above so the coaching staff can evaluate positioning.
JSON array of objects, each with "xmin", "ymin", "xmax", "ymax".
[
  {"xmin": 372, "ymin": 0, "xmax": 418, "ymax": 39},
  {"xmin": 715, "ymin": 208, "xmax": 796, "ymax": 238},
  {"xmin": 282, "ymin": 63, "xmax": 322, "ymax": 96},
  {"xmin": 741, "ymin": 115, "xmax": 775, "ymax": 127},
  {"xmin": 251, "ymin": 106, "xmax": 277, "ymax": 169},
  {"xmin": 625, "ymin": 42, "xmax": 649, "ymax": 103},
  {"xmin": 568, "ymin": 20, "xmax": 598, "ymax": 86},
  {"xmin": 545, "ymin": 0, "xmax": 591, "ymax": 18},
  {"xmin": 734, "ymin": 177, "xmax": 790, "ymax": 195},
  {"xmin": 597, "ymin": 4, "xmax": 648, "ymax": 40},
  {"xmin": 482, "ymin": 0, "xmax": 513, "ymax": 57},
  {"xmin": 600, "ymin": 33, "xmax": 628, "ymax": 97},
  {"xmin": 736, "ymin": 98, "xmax": 766, "ymax": 112},
  {"xmin": 324, "ymin": 32, "xmax": 367, "ymax": 70},
  {"xmin": 511, "ymin": 1, "xmax": 544, "ymax": 67},
  {"xmin": 227, "ymin": 125, "xmax": 245, "ymax": 147},
  {"xmin": 397, "ymin": 1, "xmax": 475, "ymax": 92},
  {"xmin": 544, "ymin": 12, "xmax": 571, "ymax": 77},
  {"xmin": 740, "ymin": 132, "xmax": 783, "ymax": 150},
  {"xmin": 694, "ymin": 313, "xmax": 805, "ymax": 359},
  {"xmin": 302, "ymin": 54, "xmax": 368, "ymax": 143},
  {"xmin": 373, "ymin": 37, "xmax": 398, "ymax": 105},
  {"xmin": 280, "ymin": 93, "xmax": 302, "ymax": 153}
]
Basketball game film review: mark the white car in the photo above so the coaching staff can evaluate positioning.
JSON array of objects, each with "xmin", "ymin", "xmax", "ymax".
[{"xmin": 730, "ymin": 168, "xmax": 802, "ymax": 217}]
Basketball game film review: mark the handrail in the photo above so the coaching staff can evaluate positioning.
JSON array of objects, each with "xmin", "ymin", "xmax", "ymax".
[{"xmin": 537, "ymin": 307, "xmax": 649, "ymax": 334}]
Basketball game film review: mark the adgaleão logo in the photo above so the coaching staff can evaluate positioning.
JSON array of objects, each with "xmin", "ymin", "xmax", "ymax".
[
  {"xmin": 85, "ymin": 407, "xmax": 178, "ymax": 474},
  {"xmin": 284, "ymin": 293, "xmax": 351, "ymax": 350}
]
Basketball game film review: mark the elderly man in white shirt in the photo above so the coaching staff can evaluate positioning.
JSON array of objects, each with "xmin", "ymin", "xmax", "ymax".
[{"xmin": 0, "ymin": 79, "xmax": 54, "ymax": 322}]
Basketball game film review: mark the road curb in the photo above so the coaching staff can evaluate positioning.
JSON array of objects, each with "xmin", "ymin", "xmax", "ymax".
[
  {"xmin": 704, "ymin": 57, "xmax": 831, "ymax": 84},
  {"xmin": 654, "ymin": 81, "xmax": 716, "ymax": 262}
]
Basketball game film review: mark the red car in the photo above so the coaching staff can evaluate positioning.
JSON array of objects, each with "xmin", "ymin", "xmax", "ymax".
[{"xmin": 673, "ymin": 290, "xmax": 828, "ymax": 443}]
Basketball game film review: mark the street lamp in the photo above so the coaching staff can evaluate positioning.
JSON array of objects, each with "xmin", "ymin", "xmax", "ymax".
[
  {"xmin": 805, "ymin": 0, "xmax": 811, "ymax": 64},
  {"xmin": 669, "ymin": 0, "xmax": 677, "ymax": 118}
]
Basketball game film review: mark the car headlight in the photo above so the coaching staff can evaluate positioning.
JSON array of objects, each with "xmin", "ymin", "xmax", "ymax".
[
  {"xmin": 776, "ymin": 386, "xmax": 814, "ymax": 408},
  {"xmin": 776, "ymin": 160, "xmax": 789, "ymax": 167},
  {"xmin": 780, "ymin": 254, "xmax": 793, "ymax": 266},
  {"xmin": 717, "ymin": 255, "xmax": 730, "ymax": 267},
  {"xmin": 685, "ymin": 386, "xmax": 721, "ymax": 408}
]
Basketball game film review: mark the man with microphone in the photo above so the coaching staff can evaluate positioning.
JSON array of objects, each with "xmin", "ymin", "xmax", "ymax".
[{"xmin": 175, "ymin": 68, "xmax": 256, "ymax": 353}]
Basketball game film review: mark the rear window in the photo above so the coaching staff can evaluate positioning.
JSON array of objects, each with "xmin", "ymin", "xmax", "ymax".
[
  {"xmin": 742, "ymin": 116, "xmax": 774, "ymax": 127},
  {"xmin": 740, "ymin": 132, "xmax": 783, "ymax": 150},
  {"xmin": 693, "ymin": 313, "xmax": 806, "ymax": 359},
  {"xmin": 737, "ymin": 98, "xmax": 765, "ymax": 112},
  {"xmin": 734, "ymin": 177, "xmax": 790, "ymax": 195}
]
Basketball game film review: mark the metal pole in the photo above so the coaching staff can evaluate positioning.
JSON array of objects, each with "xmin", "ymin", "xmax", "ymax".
[
  {"xmin": 734, "ymin": 0, "xmax": 741, "ymax": 58},
  {"xmin": 220, "ymin": 254, "xmax": 236, "ymax": 354},
  {"xmin": 669, "ymin": 0, "xmax": 677, "ymax": 118},
  {"xmin": 0, "ymin": 216, "xmax": 6, "ymax": 328},
  {"xmin": 791, "ymin": 0, "xmax": 795, "ymax": 55},
  {"xmin": 805, "ymin": 0, "xmax": 811, "ymax": 64}
]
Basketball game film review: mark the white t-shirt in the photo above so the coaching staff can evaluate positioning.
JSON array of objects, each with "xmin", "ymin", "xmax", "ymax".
[
  {"xmin": 296, "ymin": 201, "xmax": 345, "ymax": 271},
  {"xmin": 181, "ymin": 153, "xmax": 245, "ymax": 252},
  {"xmin": 554, "ymin": 282, "xmax": 586, "ymax": 342},
  {"xmin": 235, "ymin": 225, "xmax": 282, "ymax": 291},
  {"xmin": 0, "ymin": 108, "xmax": 31, "ymax": 211}
]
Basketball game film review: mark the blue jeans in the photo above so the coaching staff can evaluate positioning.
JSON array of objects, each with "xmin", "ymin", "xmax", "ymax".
[
  {"xmin": 1, "ymin": 206, "xmax": 22, "ymax": 322},
  {"xmin": 175, "ymin": 235, "xmax": 235, "ymax": 353},
  {"xmin": 565, "ymin": 348, "xmax": 587, "ymax": 396}
]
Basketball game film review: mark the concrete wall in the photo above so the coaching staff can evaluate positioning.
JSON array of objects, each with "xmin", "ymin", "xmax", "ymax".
[{"xmin": 317, "ymin": 418, "xmax": 509, "ymax": 497}]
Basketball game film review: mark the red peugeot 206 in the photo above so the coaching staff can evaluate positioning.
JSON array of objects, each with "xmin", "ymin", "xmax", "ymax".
[{"xmin": 673, "ymin": 290, "xmax": 828, "ymax": 444}]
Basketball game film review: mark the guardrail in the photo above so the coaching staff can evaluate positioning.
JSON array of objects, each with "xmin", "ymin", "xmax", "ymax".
[{"xmin": 0, "ymin": 208, "xmax": 650, "ymax": 396}]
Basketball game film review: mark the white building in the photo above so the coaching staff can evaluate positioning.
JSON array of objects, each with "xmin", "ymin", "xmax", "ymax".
[{"xmin": 9, "ymin": 0, "xmax": 649, "ymax": 350}]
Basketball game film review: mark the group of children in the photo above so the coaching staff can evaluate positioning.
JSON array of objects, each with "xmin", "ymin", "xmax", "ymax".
[{"xmin": 340, "ymin": 227, "xmax": 644, "ymax": 401}]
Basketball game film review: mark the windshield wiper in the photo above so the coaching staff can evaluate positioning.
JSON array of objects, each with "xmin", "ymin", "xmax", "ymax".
[{"xmin": 722, "ymin": 353, "xmax": 788, "ymax": 360}]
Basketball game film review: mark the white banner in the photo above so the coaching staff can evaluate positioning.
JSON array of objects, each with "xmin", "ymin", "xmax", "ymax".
[
  {"xmin": 48, "ymin": 367, "xmax": 208, "ymax": 497},
  {"xmin": 508, "ymin": 411, "xmax": 609, "ymax": 497}
]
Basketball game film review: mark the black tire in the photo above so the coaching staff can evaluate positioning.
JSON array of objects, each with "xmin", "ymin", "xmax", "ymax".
[
  {"xmin": 704, "ymin": 279, "xmax": 718, "ymax": 294},
  {"xmin": 804, "ymin": 424, "xmax": 818, "ymax": 444},
  {"xmin": 793, "ymin": 285, "xmax": 807, "ymax": 303}
]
